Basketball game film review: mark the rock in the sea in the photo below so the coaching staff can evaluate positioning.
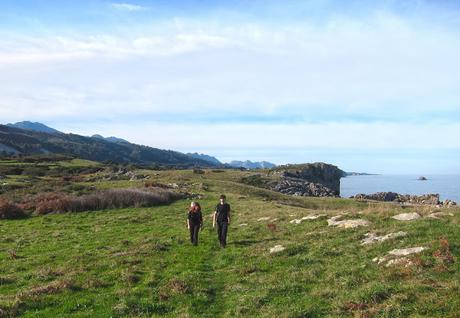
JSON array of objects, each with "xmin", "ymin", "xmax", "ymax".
[
  {"xmin": 392, "ymin": 212, "xmax": 421, "ymax": 221},
  {"xmin": 361, "ymin": 231, "xmax": 407, "ymax": 245},
  {"xmin": 418, "ymin": 176, "xmax": 428, "ymax": 181},
  {"xmin": 269, "ymin": 245, "xmax": 285, "ymax": 254},
  {"xmin": 327, "ymin": 215, "xmax": 371, "ymax": 228}
]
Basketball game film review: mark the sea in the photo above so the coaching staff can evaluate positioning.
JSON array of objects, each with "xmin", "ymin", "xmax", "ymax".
[{"xmin": 341, "ymin": 174, "xmax": 460, "ymax": 203}]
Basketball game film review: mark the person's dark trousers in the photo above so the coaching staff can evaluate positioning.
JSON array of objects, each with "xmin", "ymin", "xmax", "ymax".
[
  {"xmin": 189, "ymin": 223, "xmax": 200, "ymax": 246},
  {"xmin": 217, "ymin": 221, "xmax": 228, "ymax": 247}
]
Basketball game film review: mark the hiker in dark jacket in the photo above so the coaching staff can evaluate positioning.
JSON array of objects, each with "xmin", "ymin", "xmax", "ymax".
[
  {"xmin": 213, "ymin": 194, "xmax": 231, "ymax": 248},
  {"xmin": 187, "ymin": 202, "xmax": 203, "ymax": 246}
]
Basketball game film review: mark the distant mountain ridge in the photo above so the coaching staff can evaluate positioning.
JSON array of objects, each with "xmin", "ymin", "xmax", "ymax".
[
  {"xmin": 7, "ymin": 121, "xmax": 61, "ymax": 134},
  {"xmin": 228, "ymin": 160, "xmax": 276, "ymax": 169},
  {"xmin": 91, "ymin": 134, "xmax": 129, "ymax": 144},
  {"xmin": 186, "ymin": 153, "xmax": 222, "ymax": 165},
  {"xmin": 0, "ymin": 124, "xmax": 218, "ymax": 168},
  {"xmin": 2, "ymin": 122, "xmax": 278, "ymax": 169}
]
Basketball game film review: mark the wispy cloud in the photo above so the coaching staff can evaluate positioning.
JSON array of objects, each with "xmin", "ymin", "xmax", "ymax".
[
  {"xmin": 110, "ymin": 2, "xmax": 147, "ymax": 12},
  {"xmin": 0, "ymin": 1, "xmax": 459, "ymax": 172}
]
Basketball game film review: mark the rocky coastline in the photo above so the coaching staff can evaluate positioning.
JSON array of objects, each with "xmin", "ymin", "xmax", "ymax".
[{"xmin": 351, "ymin": 192, "xmax": 457, "ymax": 207}]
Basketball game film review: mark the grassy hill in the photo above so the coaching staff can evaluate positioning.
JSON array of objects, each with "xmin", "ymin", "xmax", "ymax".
[
  {"xmin": 0, "ymin": 125, "xmax": 217, "ymax": 168},
  {"xmin": 0, "ymin": 160, "xmax": 459, "ymax": 317}
]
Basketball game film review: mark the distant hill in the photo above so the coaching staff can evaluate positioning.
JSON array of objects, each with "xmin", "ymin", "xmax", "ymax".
[
  {"xmin": 0, "ymin": 125, "xmax": 218, "ymax": 168},
  {"xmin": 228, "ymin": 160, "xmax": 276, "ymax": 169},
  {"xmin": 7, "ymin": 121, "xmax": 61, "ymax": 134},
  {"xmin": 91, "ymin": 134, "xmax": 129, "ymax": 144},
  {"xmin": 186, "ymin": 153, "xmax": 222, "ymax": 165}
]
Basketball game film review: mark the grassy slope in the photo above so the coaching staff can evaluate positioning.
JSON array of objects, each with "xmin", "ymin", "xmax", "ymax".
[{"xmin": 0, "ymin": 169, "xmax": 459, "ymax": 317}]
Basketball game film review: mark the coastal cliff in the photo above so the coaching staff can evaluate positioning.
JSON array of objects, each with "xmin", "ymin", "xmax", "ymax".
[{"xmin": 269, "ymin": 163, "xmax": 344, "ymax": 197}]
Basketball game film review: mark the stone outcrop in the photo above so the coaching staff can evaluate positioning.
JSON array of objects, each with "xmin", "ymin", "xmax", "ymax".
[
  {"xmin": 290, "ymin": 214, "xmax": 327, "ymax": 224},
  {"xmin": 373, "ymin": 247, "xmax": 426, "ymax": 267},
  {"xmin": 361, "ymin": 231, "xmax": 407, "ymax": 245},
  {"xmin": 270, "ymin": 163, "xmax": 343, "ymax": 197},
  {"xmin": 392, "ymin": 213, "xmax": 421, "ymax": 221},
  {"xmin": 327, "ymin": 215, "xmax": 371, "ymax": 228},
  {"xmin": 269, "ymin": 245, "xmax": 285, "ymax": 254},
  {"xmin": 351, "ymin": 192, "xmax": 444, "ymax": 205}
]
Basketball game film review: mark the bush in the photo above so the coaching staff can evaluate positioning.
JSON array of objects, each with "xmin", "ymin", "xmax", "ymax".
[
  {"xmin": 0, "ymin": 199, "xmax": 28, "ymax": 219},
  {"xmin": 22, "ymin": 188, "xmax": 185, "ymax": 215}
]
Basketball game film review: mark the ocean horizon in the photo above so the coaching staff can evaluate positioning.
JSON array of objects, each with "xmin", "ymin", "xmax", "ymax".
[{"xmin": 341, "ymin": 174, "xmax": 460, "ymax": 202}]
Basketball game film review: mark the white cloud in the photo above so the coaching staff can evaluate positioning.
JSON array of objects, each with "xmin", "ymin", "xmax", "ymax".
[
  {"xmin": 0, "ymin": 11, "xmax": 459, "ymax": 172},
  {"xmin": 110, "ymin": 2, "xmax": 147, "ymax": 12}
]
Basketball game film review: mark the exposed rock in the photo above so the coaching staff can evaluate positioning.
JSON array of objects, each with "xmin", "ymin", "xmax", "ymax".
[
  {"xmin": 351, "ymin": 192, "xmax": 441, "ymax": 205},
  {"xmin": 302, "ymin": 214, "xmax": 326, "ymax": 220},
  {"xmin": 392, "ymin": 212, "xmax": 421, "ymax": 221},
  {"xmin": 270, "ymin": 163, "xmax": 343, "ymax": 197},
  {"xmin": 361, "ymin": 231, "xmax": 407, "ymax": 245},
  {"xmin": 327, "ymin": 215, "xmax": 371, "ymax": 228},
  {"xmin": 373, "ymin": 246, "xmax": 426, "ymax": 267},
  {"xmin": 427, "ymin": 212, "xmax": 454, "ymax": 219},
  {"xmin": 269, "ymin": 245, "xmax": 285, "ymax": 254},
  {"xmin": 257, "ymin": 217, "xmax": 271, "ymax": 222},
  {"xmin": 290, "ymin": 214, "xmax": 327, "ymax": 224},
  {"xmin": 418, "ymin": 176, "xmax": 428, "ymax": 181},
  {"xmin": 443, "ymin": 200, "xmax": 457, "ymax": 208},
  {"xmin": 388, "ymin": 246, "xmax": 426, "ymax": 256}
]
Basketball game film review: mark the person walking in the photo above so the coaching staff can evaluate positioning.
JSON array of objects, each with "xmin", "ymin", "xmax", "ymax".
[
  {"xmin": 187, "ymin": 202, "xmax": 203, "ymax": 246},
  {"xmin": 213, "ymin": 194, "xmax": 231, "ymax": 248}
]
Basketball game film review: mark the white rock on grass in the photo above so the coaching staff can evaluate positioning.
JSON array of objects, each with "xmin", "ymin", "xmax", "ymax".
[
  {"xmin": 373, "ymin": 246, "xmax": 426, "ymax": 267},
  {"xmin": 392, "ymin": 212, "xmax": 421, "ymax": 221},
  {"xmin": 290, "ymin": 214, "xmax": 327, "ymax": 225},
  {"xmin": 239, "ymin": 223, "xmax": 248, "ymax": 227},
  {"xmin": 388, "ymin": 246, "xmax": 426, "ymax": 256},
  {"xmin": 257, "ymin": 217, "xmax": 271, "ymax": 222},
  {"xmin": 427, "ymin": 212, "xmax": 454, "ymax": 219},
  {"xmin": 269, "ymin": 245, "xmax": 285, "ymax": 254},
  {"xmin": 327, "ymin": 215, "xmax": 371, "ymax": 228},
  {"xmin": 301, "ymin": 214, "xmax": 326, "ymax": 220},
  {"xmin": 361, "ymin": 231, "xmax": 408, "ymax": 245}
]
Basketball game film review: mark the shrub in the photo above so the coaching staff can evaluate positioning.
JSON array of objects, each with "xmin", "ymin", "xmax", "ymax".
[
  {"xmin": 0, "ymin": 199, "xmax": 27, "ymax": 219},
  {"xmin": 22, "ymin": 188, "xmax": 184, "ymax": 215},
  {"xmin": 193, "ymin": 168, "xmax": 205, "ymax": 174}
]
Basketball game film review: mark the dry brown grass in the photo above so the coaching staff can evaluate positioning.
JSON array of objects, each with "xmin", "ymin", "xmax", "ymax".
[
  {"xmin": 18, "ymin": 279, "xmax": 76, "ymax": 298},
  {"xmin": 0, "ymin": 199, "xmax": 27, "ymax": 219},
  {"xmin": 158, "ymin": 279, "xmax": 190, "ymax": 301},
  {"xmin": 19, "ymin": 188, "xmax": 184, "ymax": 215}
]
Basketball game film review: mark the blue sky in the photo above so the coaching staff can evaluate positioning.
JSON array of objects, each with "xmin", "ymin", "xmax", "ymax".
[{"xmin": 1, "ymin": 0, "xmax": 459, "ymax": 173}]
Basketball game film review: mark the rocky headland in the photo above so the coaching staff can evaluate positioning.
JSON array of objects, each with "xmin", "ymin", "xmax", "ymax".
[{"xmin": 269, "ymin": 162, "xmax": 343, "ymax": 197}]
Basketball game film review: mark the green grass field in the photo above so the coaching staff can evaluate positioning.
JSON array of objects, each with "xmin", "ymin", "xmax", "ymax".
[{"xmin": 1, "ymin": 166, "xmax": 459, "ymax": 317}]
